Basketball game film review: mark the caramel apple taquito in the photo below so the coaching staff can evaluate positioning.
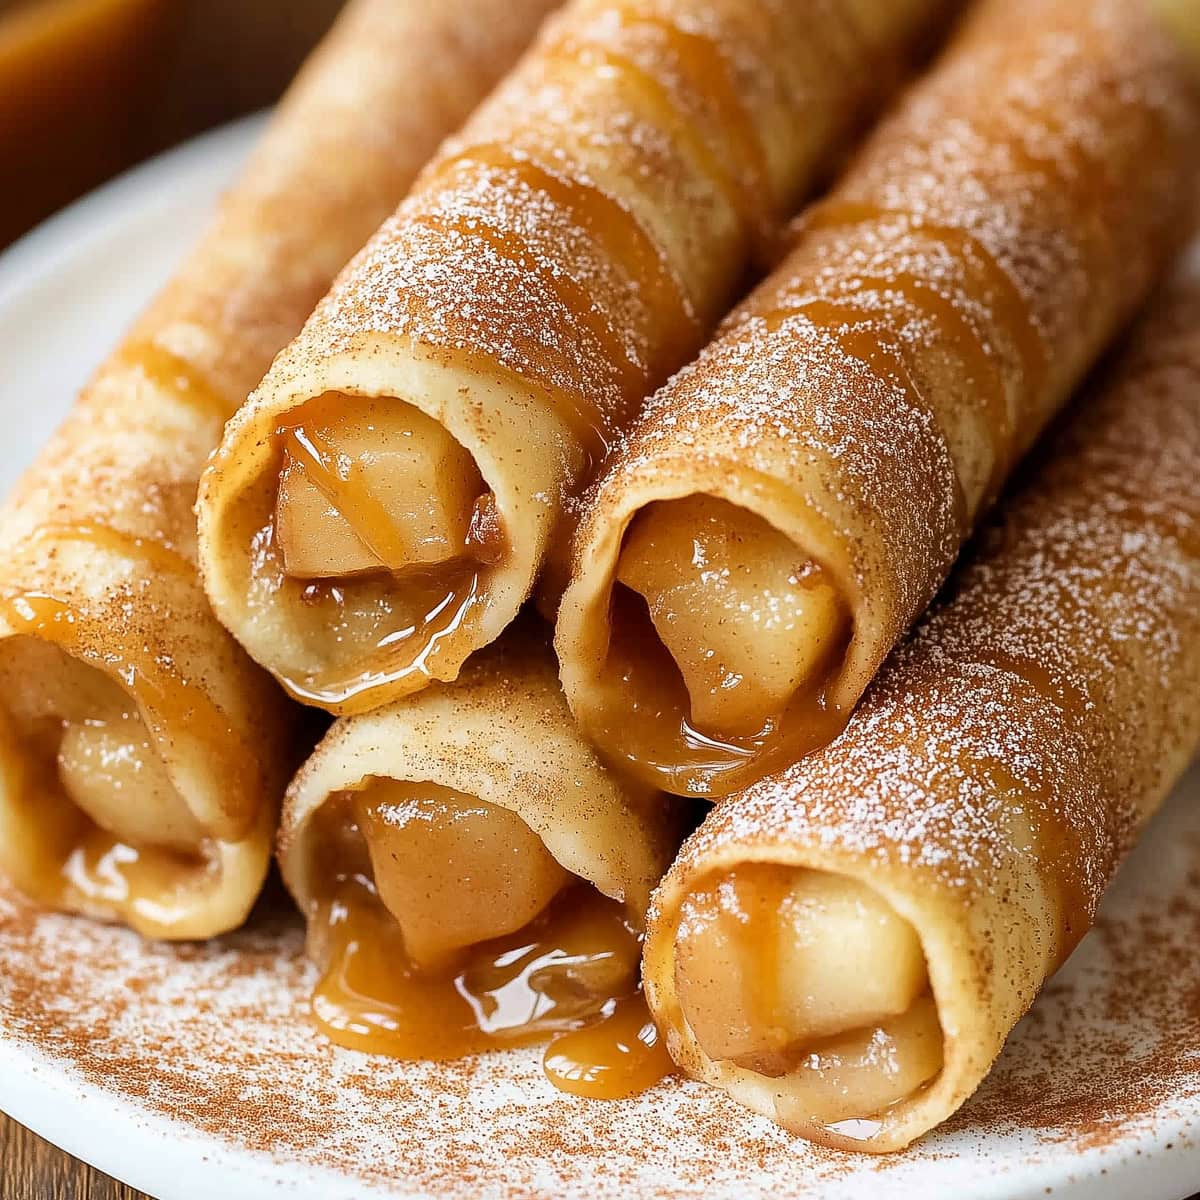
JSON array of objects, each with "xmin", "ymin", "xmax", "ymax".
[
  {"xmin": 280, "ymin": 622, "xmax": 686, "ymax": 1099},
  {"xmin": 556, "ymin": 0, "xmax": 1200, "ymax": 798},
  {"xmin": 643, "ymin": 265, "xmax": 1200, "ymax": 1151},
  {"xmin": 196, "ymin": 0, "xmax": 954, "ymax": 717},
  {"xmin": 0, "ymin": 0, "xmax": 557, "ymax": 939}
]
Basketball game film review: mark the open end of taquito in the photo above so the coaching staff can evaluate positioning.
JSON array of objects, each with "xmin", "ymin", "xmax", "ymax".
[
  {"xmin": 557, "ymin": 476, "xmax": 866, "ymax": 799},
  {"xmin": 0, "ymin": 624, "xmax": 271, "ymax": 940},
  {"xmin": 279, "ymin": 624, "xmax": 682, "ymax": 1098},
  {"xmin": 644, "ymin": 847, "xmax": 994, "ymax": 1153},
  {"xmin": 200, "ymin": 339, "xmax": 577, "ymax": 717}
]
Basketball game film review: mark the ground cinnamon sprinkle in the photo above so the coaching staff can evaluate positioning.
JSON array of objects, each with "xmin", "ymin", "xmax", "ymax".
[{"xmin": 1, "ymin": 776, "xmax": 1197, "ymax": 1196}]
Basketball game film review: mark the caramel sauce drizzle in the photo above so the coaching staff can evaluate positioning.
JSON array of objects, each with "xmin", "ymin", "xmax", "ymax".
[
  {"xmin": 115, "ymin": 340, "xmax": 232, "ymax": 423},
  {"xmin": 799, "ymin": 200, "xmax": 1048, "ymax": 404},
  {"xmin": 439, "ymin": 143, "xmax": 696, "ymax": 379},
  {"xmin": 622, "ymin": 12, "xmax": 773, "ymax": 226},
  {"xmin": 311, "ymin": 874, "xmax": 671, "ymax": 1099},
  {"xmin": 971, "ymin": 754, "xmax": 1094, "ymax": 965},
  {"xmin": 822, "ymin": 273, "xmax": 1013, "ymax": 481},
  {"xmin": 757, "ymin": 297, "xmax": 970, "ymax": 536},
  {"xmin": 547, "ymin": 7, "xmax": 771, "ymax": 244},
  {"xmin": 23, "ymin": 521, "xmax": 196, "ymax": 579},
  {"xmin": 593, "ymin": 582, "xmax": 851, "ymax": 799},
  {"xmin": 409, "ymin": 207, "xmax": 645, "ymax": 401},
  {"xmin": 0, "ymin": 592, "xmax": 257, "ymax": 805}
]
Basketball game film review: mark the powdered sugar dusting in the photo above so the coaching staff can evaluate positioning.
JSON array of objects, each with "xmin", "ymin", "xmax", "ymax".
[
  {"xmin": 272, "ymin": 0, "xmax": 949, "ymax": 463},
  {"xmin": 573, "ymin": 0, "xmax": 1200, "ymax": 712},
  {"xmin": 663, "ymin": 274, "xmax": 1200, "ymax": 957}
]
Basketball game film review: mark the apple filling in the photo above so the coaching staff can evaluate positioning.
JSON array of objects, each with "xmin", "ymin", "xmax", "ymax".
[
  {"xmin": 674, "ymin": 864, "xmax": 943, "ymax": 1127},
  {"xmin": 275, "ymin": 394, "xmax": 493, "ymax": 580},
  {"xmin": 310, "ymin": 780, "xmax": 644, "ymax": 1063},
  {"xmin": 353, "ymin": 779, "xmax": 571, "ymax": 970},
  {"xmin": 0, "ymin": 635, "xmax": 205, "ymax": 909},
  {"xmin": 614, "ymin": 495, "xmax": 848, "ymax": 738}
]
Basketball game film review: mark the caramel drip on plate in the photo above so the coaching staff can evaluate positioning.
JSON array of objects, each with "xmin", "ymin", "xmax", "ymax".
[
  {"xmin": 800, "ymin": 200, "xmax": 1048, "ymax": 401},
  {"xmin": 593, "ymin": 581, "xmax": 850, "ymax": 798},
  {"xmin": 0, "ymin": 593, "xmax": 255, "ymax": 798},
  {"xmin": 542, "ymin": 991, "xmax": 673, "ymax": 1100},
  {"xmin": 311, "ymin": 875, "xmax": 670, "ymax": 1098},
  {"xmin": 24, "ymin": 521, "xmax": 196, "ymax": 578},
  {"xmin": 115, "ymin": 340, "xmax": 232, "ymax": 423}
]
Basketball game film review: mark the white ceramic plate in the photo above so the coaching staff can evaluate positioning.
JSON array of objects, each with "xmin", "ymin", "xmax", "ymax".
[{"xmin": 1, "ymin": 120, "xmax": 1199, "ymax": 1200}]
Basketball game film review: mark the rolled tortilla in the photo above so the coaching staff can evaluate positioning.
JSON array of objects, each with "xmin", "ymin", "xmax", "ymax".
[
  {"xmin": 280, "ymin": 621, "xmax": 685, "ymax": 1098},
  {"xmin": 0, "ymin": 0, "xmax": 557, "ymax": 940},
  {"xmin": 196, "ymin": 0, "xmax": 953, "ymax": 716},
  {"xmin": 556, "ymin": 0, "xmax": 1200, "ymax": 798},
  {"xmin": 642, "ymin": 267, "xmax": 1200, "ymax": 1151}
]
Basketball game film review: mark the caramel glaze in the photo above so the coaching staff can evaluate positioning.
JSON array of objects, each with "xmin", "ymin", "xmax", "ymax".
[
  {"xmin": 758, "ymin": 299, "xmax": 970, "ymax": 535},
  {"xmin": 115, "ymin": 340, "xmax": 232, "ymax": 424},
  {"xmin": 409, "ymin": 207, "xmax": 645, "ymax": 417},
  {"xmin": 799, "ymin": 200, "xmax": 1047, "ymax": 405},
  {"xmin": 590, "ymin": 583, "xmax": 850, "ymax": 799},
  {"xmin": 546, "ymin": 8, "xmax": 772, "ymax": 247},
  {"xmin": 24, "ymin": 520, "xmax": 196, "ymax": 578},
  {"xmin": 309, "ymin": 834, "xmax": 670, "ymax": 1099},
  {"xmin": 433, "ymin": 141, "xmax": 698, "ymax": 449},
  {"xmin": 267, "ymin": 393, "xmax": 504, "ymax": 710}
]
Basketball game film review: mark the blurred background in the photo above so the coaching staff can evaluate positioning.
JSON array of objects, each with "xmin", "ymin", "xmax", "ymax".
[{"xmin": 1, "ymin": 0, "xmax": 348, "ymax": 248}]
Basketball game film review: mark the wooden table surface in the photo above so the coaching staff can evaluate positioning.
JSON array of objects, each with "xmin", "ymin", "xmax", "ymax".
[{"xmin": 0, "ymin": 1111, "xmax": 146, "ymax": 1199}]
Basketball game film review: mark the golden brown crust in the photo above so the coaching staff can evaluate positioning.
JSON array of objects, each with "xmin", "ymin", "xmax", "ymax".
[
  {"xmin": 196, "ymin": 0, "xmax": 951, "ymax": 714},
  {"xmin": 557, "ymin": 0, "xmax": 1200, "ymax": 797},
  {"xmin": 0, "ymin": 0, "xmax": 557, "ymax": 938},
  {"xmin": 644, "ymin": 269, "xmax": 1200, "ymax": 1151}
]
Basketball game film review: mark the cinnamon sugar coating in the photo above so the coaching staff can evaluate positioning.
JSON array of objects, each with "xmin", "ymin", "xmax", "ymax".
[
  {"xmin": 0, "ymin": 0, "xmax": 557, "ymax": 936},
  {"xmin": 645, "ymin": 273, "xmax": 1200, "ymax": 1151},
  {"xmin": 557, "ymin": 0, "xmax": 1200, "ymax": 796},
  {"xmin": 196, "ymin": 0, "xmax": 950, "ymax": 713}
]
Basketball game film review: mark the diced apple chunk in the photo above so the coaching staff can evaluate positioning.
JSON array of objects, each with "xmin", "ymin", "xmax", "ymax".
[
  {"xmin": 355, "ymin": 779, "xmax": 569, "ymax": 970},
  {"xmin": 674, "ymin": 866, "xmax": 929, "ymax": 1073},
  {"xmin": 57, "ymin": 694, "xmax": 203, "ymax": 853},
  {"xmin": 616, "ymin": 495, "xmax": 846, "ymax": 736},
  {"xmin": 771, "ymin": 996, "xmax": 944, "ymax": 1127},
  {"xmin": 276, "ymin": 396, "xmax": 485, "ymax": 579}
]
